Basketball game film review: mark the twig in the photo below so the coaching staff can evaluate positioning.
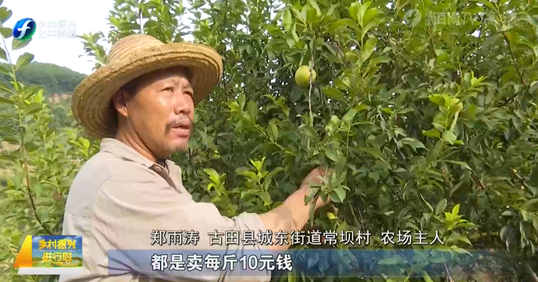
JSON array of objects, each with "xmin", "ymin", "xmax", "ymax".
[
  {"xmin": 444, "ymin": 264, "xmax": 455, "ymax": 282},
  {"xmin": 494, "ymin": 3, "xmax": 528, "ymax": 106},
  {"xmin": 502, "ymin": 33, "xmax": 526, "ymax": 87},
  {"xmin": 22, "ymin": 145, "xmax": 52, "ymax": 235},
  {"xmin": 347, "ymin": 202, "xmax": 363, "ymax": 229},
  {"xmin": 308, "ymin": 55, "xmax": 314, "ymax": 127},
  {"xmin": 471, "ymin": 170, "xmax": 486, "ymax": 190},
  {"xmin": 511, "ymin": 168, "xmax": 531, "ymax": 191}
]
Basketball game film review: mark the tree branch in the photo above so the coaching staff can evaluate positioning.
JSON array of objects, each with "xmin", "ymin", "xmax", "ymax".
[
  {"xmin": 22, "ymin": 144, "xmax": 53, "ymax": 235},
  {"xmin": 523, "ymin": 261, "xmax": 538, "ymax": 282}
]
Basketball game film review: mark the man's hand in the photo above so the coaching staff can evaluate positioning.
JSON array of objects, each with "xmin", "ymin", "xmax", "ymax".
[
  {"xmin": 259, "ymin": 166, "xmax": 333, "ymax": 251},
  {"xmin": 300, "ymin": 167, "xmax": 332, "ymax": 209}
]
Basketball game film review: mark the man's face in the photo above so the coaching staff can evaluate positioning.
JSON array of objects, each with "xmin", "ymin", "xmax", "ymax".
[{"xmin": 120, "ymin": 66, "xmax": 195, "ymax": 159}]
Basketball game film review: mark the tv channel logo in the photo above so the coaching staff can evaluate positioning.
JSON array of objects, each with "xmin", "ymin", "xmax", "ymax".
[{"xmin": 13, "ymin": 18, "xmax": 36, "ymax": 41}]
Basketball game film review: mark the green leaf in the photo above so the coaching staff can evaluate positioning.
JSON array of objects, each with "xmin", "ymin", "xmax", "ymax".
[
  {"xmin": 452, "ymin": 204, "xmax": 460, "ymax": 216},
  {"xmin": 0, "ymin": 64, "xmax": 10, "ymax": 75},
  {"xmin": 521, "ymin": 198, "xmax": 538, "ymax": 210},
  {"xmin": 0, "ymin": 7, "xmax": 12, "ymax": 23},
  {"xmin": 80, "ymin": 138, "xmax": 90, "ymax": 150},
  {"xmin": 435, "ymin": 199, "xmax": 447, "ymax": 215},
  {"xmin": 368, "ymin": 171, "xmax": 380, "ymax": 182},
  {"xmin": 325, "ymin": 149, "xmax": 339, "ymax": 162},
  {"xmin": 289, "ymin": 86, "xmax": 302, "ymax": 103},
  {"xmin": 354, "ymin": 103, "xmax": 370, "ymax": 112},
  {"xmin": 0, "ymin": 96, "xmax": 13, "ymax": 104},
  {"xmin": 358, "ymin": 147, "xmax": 385, "ymax": 161},
  {"xmin": 0, "ymin": 82, "xmax": 13, "ymax": 94},
  {"xmin": 238, "ymin": 92, "xmax": 246, "ymax": 110},
  {"xmin": 263, "ymin": 167, "xmax": 284, "ymax": 190},
  {"xmin": 267, "ymin": 120, "xmax": 278, "ymax": 141},
  {"xmin": 422, "ymin": 128, "xmax": 440, "ymax": 138},
  {"xmin": 322, "ymin": 86, "xmax": 347, "ymax": 103},
  {"xmin": 451, "ymin": 245, "xmax": 472, "ymax": 255},
  {"xmin": 501, "ymin": 210, "xmax": 518, "ymax": 217},
  {"xmin": 0, "ymin": 26, "xmax": 12, "ymax": 39},
  {"xmin": 342, "ymin": 107, "xmax": 357, "ymax": 122},
  {"xmin": 368, "ymin": 55, "xmax": 390, "ymax": 66},
  {"xmin": 247, "ymin": 100, "xmax": 258, "ymax": 122},
  {"xmin": 378, "ymin": 256, "xmax": 405, "ymax": 265},
  {"xmin": 444, "ymin": 160, "xmax": 472, "ymax": 171},
  {"xmin": 0, "ymin": 46, "xmax": 7, "ymax": 61},
  {"xmin": 203, "ymin": 168, "xmax": 220, "ymax": 185},
  {"xmin": 287, "ymin": 270, "xmax": 296, "ymax": 282},
  {"xmin": 528, "ymin": 164, "xmax": 538, "ymax": 195},
  {"xmin": 393, "ymin": 167, "xmax": 407, "ymax": 173},
  {"xmin": 16, "ymin": 52, "xmax": 34, "ymax": 69},
  {"xmin": 327, "ymin": 212, "xmax": 337, "ymax": 220},
  {"xmin": 283, "ymin": 10, "xmax": 292, "ymax": 31},
  {"xmin": 306, "ymin": 0, "xmax": 321, "ymax": 16},
  {"xmin": 327, "ymin": 18, "xmax": 356, "ymax": 32},
  {"xmin": 252, "ymin": 190, "xmax": 272, "ymax": 206},
  {"xmin": 363, "ymin": 8, "xmax": 379, "ymax": 25},
  {"xmin": 400, "ymin": 137, "xmax": 426, "ymax": 152},
  {"xmin": 13, "ymin": 38, "xmax": 31, "ymax": 51},
  {"xmin": 429, "ymin": 94, "xmax": 446, "ymax": 106},
  {"xmin": 420, "ymin": 193, "xmax": 433, "ymax": 212},
  {"xmin": 441, "ymin": 130, "xmax": 457, "ymax": 144},
  {"xmin": 360, "ymin": 37, "xmax": 378, "ymax": 64},
  {"xmin": 23, "ymin": 102, "xmax": 42, "ymax": 116},
  {"xmin": 428, "ymin": 255, "xmax": 447, "ymax": 263},
  {"xmin": 331, "ymin": 187, "xmax": 346, "ymax": 203},
  {"xmin": 476, "ymin": 0, "xmax": 495, "ymax": 10}
]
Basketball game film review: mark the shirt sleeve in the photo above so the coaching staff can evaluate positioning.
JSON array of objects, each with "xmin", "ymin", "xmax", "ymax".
[{"xmin": 90, "ymin": 169, "xmax": 273, "ymax": 282}]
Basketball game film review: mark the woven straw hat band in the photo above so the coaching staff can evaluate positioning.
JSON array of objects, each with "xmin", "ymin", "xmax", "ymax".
[{"xmin": 108, "ymin": 35, "xmax": 164, "ymax": 63}]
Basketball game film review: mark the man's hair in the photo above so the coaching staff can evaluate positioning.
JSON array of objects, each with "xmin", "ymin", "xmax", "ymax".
[{"xmin": 121, "ymin": 78, "xmax": 141, "ymax": 97}]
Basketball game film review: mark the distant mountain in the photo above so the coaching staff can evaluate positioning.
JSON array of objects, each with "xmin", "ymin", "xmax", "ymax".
[{"xmin": 0, "ymin": 62, "xmax": 86, "ymax": 96}]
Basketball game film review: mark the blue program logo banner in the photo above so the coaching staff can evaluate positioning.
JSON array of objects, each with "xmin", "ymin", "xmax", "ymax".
[{"xmin": 14, "ymin": 235, "xmax": 83, "ymax": 275}]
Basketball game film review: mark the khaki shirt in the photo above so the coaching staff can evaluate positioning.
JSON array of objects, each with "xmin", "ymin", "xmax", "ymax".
[{"xmin": 59, "ymin": 138, "xmax": 271, "ymax": 282}]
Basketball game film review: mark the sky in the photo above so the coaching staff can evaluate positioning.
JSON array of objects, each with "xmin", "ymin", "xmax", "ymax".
[{"xmin": 4, "ymin": 0, "xmax": 114, "ymax": 75}]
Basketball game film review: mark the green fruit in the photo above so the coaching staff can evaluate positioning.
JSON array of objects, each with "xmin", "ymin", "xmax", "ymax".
[{"xmin": 295, "ymin": 65, "xmax": 317, "ymax": 88}]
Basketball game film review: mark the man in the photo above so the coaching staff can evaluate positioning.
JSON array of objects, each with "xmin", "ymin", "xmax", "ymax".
[{"xmin": 61, "ymin": 34, "xmax": 329, "ymax": 282}]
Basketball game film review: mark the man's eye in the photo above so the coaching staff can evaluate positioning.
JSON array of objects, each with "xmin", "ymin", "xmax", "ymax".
[{"xmin": 163, "ymin": 87, "xmax": 174, "ymax": 92}]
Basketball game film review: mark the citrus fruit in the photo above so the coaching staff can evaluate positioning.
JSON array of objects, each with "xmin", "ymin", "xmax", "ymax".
[{"xmin": 295, "ymin": 65, "xmax": 316, "ymax": 88}]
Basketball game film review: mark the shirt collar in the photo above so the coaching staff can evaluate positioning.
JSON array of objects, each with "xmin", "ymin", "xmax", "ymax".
[{"xmin": 100, "ymin": 138, "xmax": 170, "ymax": 171}]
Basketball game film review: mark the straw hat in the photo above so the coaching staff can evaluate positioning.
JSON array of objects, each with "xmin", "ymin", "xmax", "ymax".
[{"xmin": 71, "ymin": 34, "xmax": 223, "ymax": 139}]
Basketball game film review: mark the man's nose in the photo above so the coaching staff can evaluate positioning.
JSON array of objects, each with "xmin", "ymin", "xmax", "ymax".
[{"xmin": 173, "ymin": 91, "xmax": 193, "ymax": 116}]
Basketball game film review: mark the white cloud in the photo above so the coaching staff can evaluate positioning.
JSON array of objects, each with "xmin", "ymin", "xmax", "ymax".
[
  {"xmin": 4, "ymin": 0, "xmax": 113, "ymax": 75},
  {"xmin": 32, "ymin": 236, "xmax": 43, "ymax": 244}
]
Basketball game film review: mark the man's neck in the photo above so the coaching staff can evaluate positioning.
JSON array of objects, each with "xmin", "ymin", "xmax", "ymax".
[
  {"xmin": 115, "ymin": 131, "xmax": 161, "ymax": 164},
  {"xmin": 156, "ymin": 159, "xmax": 168, "ymax": 167}
]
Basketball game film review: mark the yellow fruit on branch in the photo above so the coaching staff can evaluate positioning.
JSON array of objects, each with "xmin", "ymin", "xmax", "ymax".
[{"xmin": 295, "ymin": 65, "xmax": 317, "ymax": 88}]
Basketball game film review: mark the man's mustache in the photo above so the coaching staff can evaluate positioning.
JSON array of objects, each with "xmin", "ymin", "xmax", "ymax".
[{"xmin": 165, "ymin": 116, "xmax": 195, "ymax": 134}]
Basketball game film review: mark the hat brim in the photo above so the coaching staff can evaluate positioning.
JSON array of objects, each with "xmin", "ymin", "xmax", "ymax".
[{"xmin": 72, "ymin": 42, "xmax": 222, "ymax": 139}]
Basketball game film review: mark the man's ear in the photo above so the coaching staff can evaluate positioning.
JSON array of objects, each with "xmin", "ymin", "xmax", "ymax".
[{"xmin": 112, "ymin": 89, "xmax": 129, "ymax": 118}]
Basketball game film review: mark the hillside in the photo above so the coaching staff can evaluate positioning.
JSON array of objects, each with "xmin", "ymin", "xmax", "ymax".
[{"xmin": 0, "ymin": 62, "xmax": 86, "ymax": 95}]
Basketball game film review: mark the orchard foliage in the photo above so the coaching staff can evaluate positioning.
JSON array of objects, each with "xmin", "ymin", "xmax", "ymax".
[{"xmin": 1, "ymin": 0, "xmax": 538, "ymax": 281}]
